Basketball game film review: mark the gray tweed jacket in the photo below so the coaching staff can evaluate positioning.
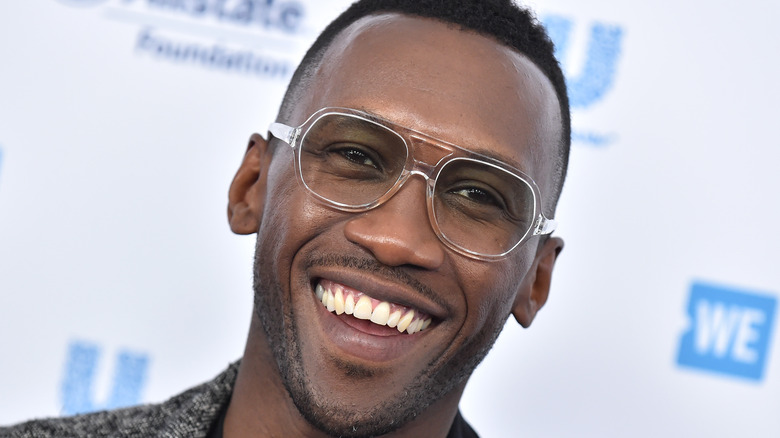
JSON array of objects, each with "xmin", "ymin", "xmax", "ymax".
[{"xmin": 0, "ymin": 362, "xmax": 239, "ymax": 438}]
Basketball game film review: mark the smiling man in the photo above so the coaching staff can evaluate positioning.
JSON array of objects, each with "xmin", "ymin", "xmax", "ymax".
[{"xmin": 4, "ymin": 0, "xmax": 569, "ymax": 437}]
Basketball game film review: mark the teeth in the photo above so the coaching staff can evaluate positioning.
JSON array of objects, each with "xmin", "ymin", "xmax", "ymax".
[
  {"xmin": 344, "ymin": 293, "xmax": 355, "ymax": 315},
  {"xmin": 333, "ymin": 287, "xmax": 345, "ymax": 315},
  {"xmin": 387, "ymin": 309, "xmax": 402, "ymax": 328},
  {"xmin": 353, "ymin": 295, "xmax": 373, "ymax": 320},
  {"xmin": 410, "ymin": 319, "xmax": 423, "ymax": 335},
  {"xmin": 326, "ymin": 291, "xmax": 336, "ymax": 312},
  {"xmin": 316, "ymin": 282, "xmax": 433, "ymax": 334},
  {"xmin": 396, "ymin": 310, "xmax": 415, "ymax": 333},
  {"xmin": 370, "ymin": 302, "xmax": 390, "ymax": 325}
]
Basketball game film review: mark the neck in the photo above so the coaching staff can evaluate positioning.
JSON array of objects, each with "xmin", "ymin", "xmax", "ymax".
[{"xmin": 224, "ymin": 312, "xmax": 466, "ymax": 438}]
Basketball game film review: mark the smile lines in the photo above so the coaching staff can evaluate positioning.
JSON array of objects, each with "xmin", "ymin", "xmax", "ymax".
[{"xmin": 316, "ymin": 280, "xmax": 433, "ymax": 334}]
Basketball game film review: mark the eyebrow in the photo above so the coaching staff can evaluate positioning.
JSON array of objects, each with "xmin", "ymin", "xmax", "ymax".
[
  {"xmin": 351, "ymin": 106, "xmax": 386, "ymax": 126},
  {"xmin": 464, "ymin": 146, "xmax": 529, "ymax": 173}
]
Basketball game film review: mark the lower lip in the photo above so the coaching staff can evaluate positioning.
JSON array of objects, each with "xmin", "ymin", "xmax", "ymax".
[{"xmin": 314, "ymin": 296, "xmax": 426, "ymax": 362}]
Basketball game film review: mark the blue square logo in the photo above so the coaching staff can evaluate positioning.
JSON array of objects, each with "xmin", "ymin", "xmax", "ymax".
[{"xmin": 677, "ymin": 282, "xmax": 777, "ymax": 381}]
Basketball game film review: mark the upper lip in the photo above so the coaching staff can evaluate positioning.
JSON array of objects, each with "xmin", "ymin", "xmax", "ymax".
[{"xmin": 308, "ymin": 268, "xmax": 451, "ymax": 321}]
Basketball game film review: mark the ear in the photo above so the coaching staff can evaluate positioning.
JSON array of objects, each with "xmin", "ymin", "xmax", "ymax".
[
  {"xmin": 227, "ymin": 133, "xmax": 274, "ymax": 235},
  {"xmin": 511, "ymin": 237, "xmax": 564, "ymax": 328}
]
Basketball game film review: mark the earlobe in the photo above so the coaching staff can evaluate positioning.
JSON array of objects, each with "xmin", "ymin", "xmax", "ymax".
[
  {"xmin": 511, "ymin": 237, "xmax": 564, "ymax": 328},
  {"xmin": 227, "ymin": 133, "xmax": 274, "ymax": 235}
]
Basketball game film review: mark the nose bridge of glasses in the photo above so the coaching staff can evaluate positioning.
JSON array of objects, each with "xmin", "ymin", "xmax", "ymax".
[
  {"xmin": 406, "ymin": 134, "xmax": 456, "ymax": 175},
  {"xmin": 408, "ymin": 161, "xmax": 436, "ymax": 182}
]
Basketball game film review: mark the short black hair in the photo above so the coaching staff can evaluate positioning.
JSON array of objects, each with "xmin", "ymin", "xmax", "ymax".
[{"xmin": 278, "ymin": 0, "xmax": 570, "ymax": 214}]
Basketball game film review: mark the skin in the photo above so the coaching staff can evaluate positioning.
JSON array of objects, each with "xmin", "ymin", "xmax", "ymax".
[{"xmin": 225, "ymin": 13, "xmax": 564, "ymax": 438}]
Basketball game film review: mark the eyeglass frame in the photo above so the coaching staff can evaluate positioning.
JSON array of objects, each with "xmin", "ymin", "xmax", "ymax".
[{"xmin": 268, "ymin": 107, "xmax": 557, "ymax": 261}]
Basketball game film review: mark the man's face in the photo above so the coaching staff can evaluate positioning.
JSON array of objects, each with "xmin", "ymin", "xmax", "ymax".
[{"xmin": 245, "ymin": 13, "xmax": 562, "ymax": 437}]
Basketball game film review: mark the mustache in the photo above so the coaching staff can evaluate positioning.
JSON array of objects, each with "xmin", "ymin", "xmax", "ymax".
[{"xmin": 303, "ymin": 254, "xmax": 450, "ymax": 312}]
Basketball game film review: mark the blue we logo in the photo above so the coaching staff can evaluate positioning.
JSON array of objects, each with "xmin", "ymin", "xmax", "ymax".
[{"xmin": 677, "ymin": 282, "xmax": 777, "ymax": 381}]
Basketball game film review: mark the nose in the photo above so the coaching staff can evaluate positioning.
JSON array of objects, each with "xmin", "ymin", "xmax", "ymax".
[{"xmin": 343, "ymin": 178, "xmax": 445, "ymax": 270}]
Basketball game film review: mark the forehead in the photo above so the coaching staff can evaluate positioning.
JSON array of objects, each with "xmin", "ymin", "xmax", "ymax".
[{"xmin": 293, "ymin": 13, "xmax": 561, "ymax": 180}]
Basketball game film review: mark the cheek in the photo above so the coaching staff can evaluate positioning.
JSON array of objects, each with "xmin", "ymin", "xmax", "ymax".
[
  {"xmin": 255, "ymin": 157, "xmax": 304, "ymax": 282},
  {"xmin": 460, "ymin": 252, "xmax": 533, "ymax": 329},
  {"xmin": 258, "ymin": 157, "xmax": 345, "ymax": 267}
]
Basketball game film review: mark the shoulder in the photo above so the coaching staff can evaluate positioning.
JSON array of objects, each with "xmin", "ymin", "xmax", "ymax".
[{"xmin": 0, "ymin": 361, "xmax": 239, "ymax": 438}]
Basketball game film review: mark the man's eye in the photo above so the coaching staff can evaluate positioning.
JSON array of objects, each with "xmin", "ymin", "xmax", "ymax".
[
  {"xmin": 336, "ymin": 147, "xmax": 379, "ymax": 169},
  {"xmin": 449, "ymin": 185, "xmax": 504, "ymax": 208}
]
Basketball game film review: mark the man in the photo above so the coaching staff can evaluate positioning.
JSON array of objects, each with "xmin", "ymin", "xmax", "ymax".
[{"xmin": 4, "ymin": 0, "xmax": 569, "ymax": 436}]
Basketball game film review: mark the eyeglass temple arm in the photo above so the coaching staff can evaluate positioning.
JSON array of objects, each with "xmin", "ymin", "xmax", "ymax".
[
  {"xmin": 534, "ymin": 215, "xmax": 558, "ymax": 236},
  {"xmin": 269, "ymin": 122, "xmax": 298, "ymax": 147}
]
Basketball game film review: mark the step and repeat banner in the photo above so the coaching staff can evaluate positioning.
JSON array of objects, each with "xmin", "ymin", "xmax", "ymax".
[{"xmin": 1, "ymin": 1, "xmax": 778, "ymax": 436}]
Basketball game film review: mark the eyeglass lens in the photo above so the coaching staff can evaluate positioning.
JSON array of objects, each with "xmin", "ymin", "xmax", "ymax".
[{"xmin": 298, "ymin": 113, "xmax": 537, "ymax": 256}]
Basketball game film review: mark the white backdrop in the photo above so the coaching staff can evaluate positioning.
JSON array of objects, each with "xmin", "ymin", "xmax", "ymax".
[{"xmin": 1, "ymin": 1, "xmax": 778, "ymax": 436}]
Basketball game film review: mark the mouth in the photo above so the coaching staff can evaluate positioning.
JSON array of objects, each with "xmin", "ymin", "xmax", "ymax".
[{"xmin": 315, "ymin": 279, "xmax": 433, "ymax": 335}]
